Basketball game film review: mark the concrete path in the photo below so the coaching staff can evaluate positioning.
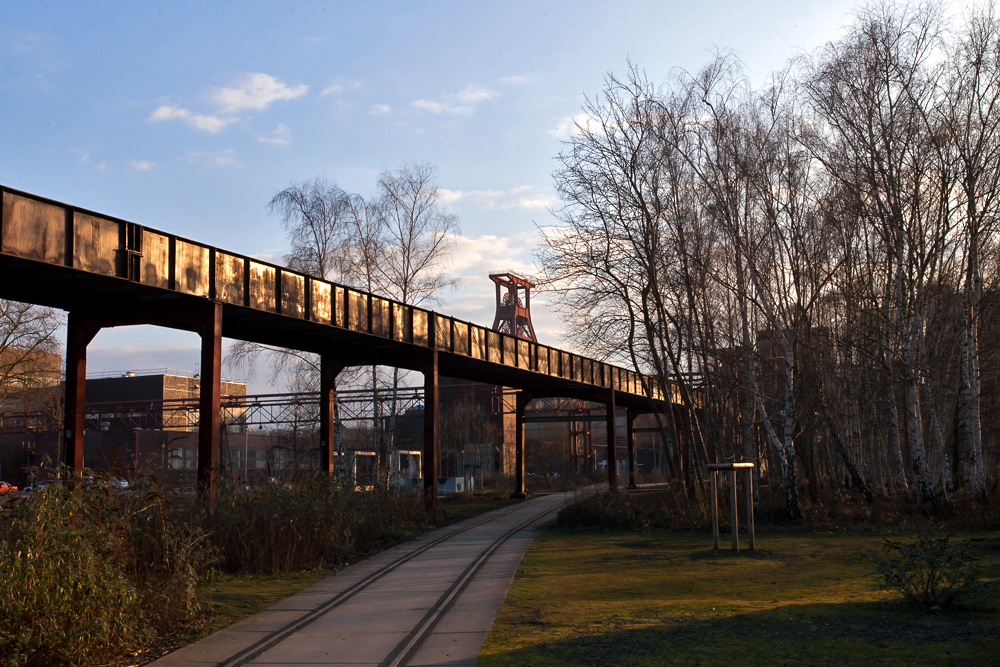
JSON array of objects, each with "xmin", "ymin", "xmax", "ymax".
[{"xmin": 150, "ymin": 493, "xmax": 567, "ymax": 667}]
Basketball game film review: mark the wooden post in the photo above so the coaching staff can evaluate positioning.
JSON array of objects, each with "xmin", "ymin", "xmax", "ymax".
[
  {"xmin": 707, "ymin": 462, "xmax": 755, "ymax": 552},
  {"xmin": 198, "ymin": 303, "xmax": 223, "ymax": 505},
  {"xmin": 729, "ymin": 469, "xmax": 739, "ymax": 551},
  {"xmin": 710, "ymin": 469, "xmax": 719, "ymax": 550}
]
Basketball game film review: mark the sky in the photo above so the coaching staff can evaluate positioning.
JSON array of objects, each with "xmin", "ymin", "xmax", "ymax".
[{"xmin": 1, "ymin": 0, "xmax": 867, "ymax": 391}]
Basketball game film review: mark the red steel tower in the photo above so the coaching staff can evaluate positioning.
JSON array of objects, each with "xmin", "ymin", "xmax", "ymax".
[{"xmin": 489, "ymin": 271, "xmax": 537, "ymax": 341}]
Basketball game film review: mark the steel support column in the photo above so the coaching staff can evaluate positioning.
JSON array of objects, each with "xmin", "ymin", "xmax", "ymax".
[
  {"xmin": 514, "ymin": 390, "xmax": 529, "ymax": 497},
  {"xmin": 198, "ymin": 303, "xmax": 223, "ymax": 503},
  {"xmin": 626, "ymin": 408, "xmax": 638, "ymax": 489},
  {"xmin": 64, "ymin": 312, "xmax": 99, "ymax": 474},
  {"xmin": 320, "ymin": 355, "xmax": 345, "ymax": 477},
  {"xmin": 606, "ymin": 389, "xmax": 617, "ymax": 491},
  {"xmin": 422, "ymin": 349, "xmax": 439, "ymax": 510}
]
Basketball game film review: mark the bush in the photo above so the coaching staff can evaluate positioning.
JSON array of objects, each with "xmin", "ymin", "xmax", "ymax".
[
  {"xmin": 200, "ymin": 475, "xmax": 437, "ymax": 574},
  {"xmin": 555, "ymin": 490, "xmax": 709, "ymax": 531},
  {"xmin": 0, "ymin": 470, "xmax": 212, "ymax": 666},
  {"xmin": 870, "ymin": 533, "xmax": 984, "ymax": 609}
]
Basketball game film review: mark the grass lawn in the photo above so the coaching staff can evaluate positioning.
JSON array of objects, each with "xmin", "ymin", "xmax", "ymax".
[{"xmin": 479, "ymin": 529, "xmax": 1000, "ymax": 666}]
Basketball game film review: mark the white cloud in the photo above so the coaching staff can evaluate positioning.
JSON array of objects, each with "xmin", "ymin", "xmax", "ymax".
[
  {"xmin": 410, "ymin": 83, "xmax": 498, "ymax": 116},
  {"xmin": 447, "ymin": 231, "xmax": 540, "ymax": 277},
  {"xmin": 370, "ymin": 103, "xmax": 391, "ymax": 115},
  {"xmin": 210, "ymin": 73, "xmax": 307, "ymax": 113},
  {"xmin": 451, "ymin": 83, "xmax": 498, "ymax": 104},
  {"xmin": 437, "ymin": 185, "xmax": 554, "ymax": 210},
  {"xmin": 550, "ymin": 112, "xmax": 598, "ymax": 139},
  {"xmin": 411, "ymin": 98, "xmax": 470, "ymax": 115},
  {"xmin": 258, "ymin": 123, "xmax": 292, "ymax": 145},
  {"xmin": 148, "ymin": 105, "xmax": 238, "ymax": 133},
  {"xmin": 500, "ymin": 75, "xmax": 537, "ymax": 85},
  {"xmin": 185, "ymin": 149, "xmax": 242, "ymax": 168},
  {"xmin": 129, "ymin": 160, "xmax": 154, "ymax": 171},
  {"xmin": 96, "ymin": 162, "xmax": 108, "ymax": 173},
  {"xmin": 320, "ymin": 79, "xmax": 361, "ymax": 97}
]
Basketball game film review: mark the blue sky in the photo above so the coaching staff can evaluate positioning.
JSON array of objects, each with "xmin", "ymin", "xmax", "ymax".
[{"xmin": 1, "ymin": 0, "xmax": 865, "ymax": 390}]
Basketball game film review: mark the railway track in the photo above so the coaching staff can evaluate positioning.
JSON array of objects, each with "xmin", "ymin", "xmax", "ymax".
[{"xmin": 152, "ymin": 492, "xmax": 568, "ymax": 667}]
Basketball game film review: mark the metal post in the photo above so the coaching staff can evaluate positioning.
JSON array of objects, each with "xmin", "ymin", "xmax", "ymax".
[
  {"xmin": 730, "ymin": 469, "xmax": 739, "ymax": 551},
  {"xmin": 606, "ymin": 389, "xmax": 617, "ymax": 491},
  {"xmin": 422, "ymin": 349, "xmax": 439, "ymax": 510},
  {"xmin": 64, "ymin": 312, "xmax": 98, "ymax": 474},
  {"xmin": 746, "ymin": 467, "xmax": 755, "ymax": 550},
  {"xmin": 514, "ymin": 391, "xmax": 527, "ymax": 497},
  {"xmin": 320, "ymin": 355, "xmax": 343, "ymax": 478},
  {"xmin": 626, "ymin": 408, "xmax": 637, "ymax": 489},
  {"xmin": 710, "ymin": 470, "xmax": 719, "ymax": 550},
  {"xmin": 197, "ymin": 303, "xmax": 222, "ymax": 504}
]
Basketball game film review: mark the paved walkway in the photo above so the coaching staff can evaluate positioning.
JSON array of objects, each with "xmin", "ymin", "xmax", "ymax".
[{"xmin": 150, "ymin": 493, "xmax": 566, "ymax": 667}]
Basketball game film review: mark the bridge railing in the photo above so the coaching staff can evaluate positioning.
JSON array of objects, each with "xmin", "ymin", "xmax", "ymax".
[{"xmin": 1, "ymin": 187, "xmax": 666, "ymax": 402}]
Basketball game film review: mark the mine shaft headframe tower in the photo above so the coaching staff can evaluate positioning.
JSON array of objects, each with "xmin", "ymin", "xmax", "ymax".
[{"xmin": 490, "ymin": 271, "xmax": 537, "ymax": 342}]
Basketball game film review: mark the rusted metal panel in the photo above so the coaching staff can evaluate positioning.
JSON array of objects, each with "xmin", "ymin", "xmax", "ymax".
[
  {"xmin": 560, "ymin": 351, "xmax": 572, "ymax": 379},
  {"xmin": 486, "ymin": 330, "xmax": 502, "ymax": 364},
  {"xmin": 333, "ymin": 286, "xmax": 346, "ymax": 327},
  {"xmin": 73, "ymin": 212, "xmax": 121, "ymax": 277},
  {"xmin": 280, "ymin": 271, "xmax": 306, "ymax": 319},
  {"xmin": 435, "ymin": 315, "xmax": 450, "ymax": 350},
  {"xmin": 537, "ymin": 345, "xmax": 550, "ymax": 374},
  {"xmin": 573, "ymin": 355, "xmax": 583, "ymax": 382},
  {"xmin": 141, "ymin": 231, "xmax": 171, "ymax": 289},
  {"xmin": 412, "ymin": 309, "xmax": 428, "ymax": 347},
  {"xmin": 348, "ymin": 289, "xmax": 368, "ymax": 333},
  {"xmin": 470, "ymin": 325, "xmax": 486, "ymax": 360},
  {"xmin": 175, "ymin": 240, "xmax": 211, "ymax": 297},
  {"xmin": 371, "ymin": 297, "xmax": 391, "ymax": 337},
  {"xmin": 502, "ymin": 334, "xmax": 516, "ymax": 367},
  {"xmin": 311, "ymin": 280, "xmax": 332, "ymax": 325},
  {"xmin": 2, "ymin": 193, "xmax": 66, "ymax": 265},
  {"xmin": 392, "ymin": 302, "xmax": 410, "ymax": 342},
  {"xmin": 249, "ymin": 261, "xmax": 276, "ymax": 311},
  {"xmin": 453, "ymin": 321, "xmax": 470, "ymax": 356},
  {"xmin": 517, "ymin": 339, "xmax": 530, "ymax": 369},
  {"xmin": 581, "ymin": 359, "xmax": 593, "ymax": 385},
  {"xmin": 214, "ymin": 251, "xmax": 244, "ymax": 304}
]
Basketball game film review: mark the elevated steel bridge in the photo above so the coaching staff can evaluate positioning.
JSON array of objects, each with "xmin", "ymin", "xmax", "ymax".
[{"xmin": 0, "ymin": 186, "xmax": 676, "ymax": 506}]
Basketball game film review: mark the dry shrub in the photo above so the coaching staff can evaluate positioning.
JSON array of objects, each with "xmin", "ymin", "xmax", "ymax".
[
  {"xmin": 200, "ymin": 475, "xmax": 437, "ymax": 574},
  {"xmin": 0, "ymin": 470, "xmax": 212, "ymax": 666},
  {"xmin": 870, "ymin": 533, "xmax": 985, "ymax": 609}
]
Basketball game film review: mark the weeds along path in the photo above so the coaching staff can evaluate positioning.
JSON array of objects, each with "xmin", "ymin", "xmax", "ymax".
[{"xmin": 150, "ymin": 492, "xmax": 568, "ymax": 667}]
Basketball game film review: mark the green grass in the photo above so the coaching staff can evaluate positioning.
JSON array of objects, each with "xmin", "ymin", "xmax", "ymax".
[{"xmin": 479, "ymin": 530, "xmax": 1000, "ymax": 666}]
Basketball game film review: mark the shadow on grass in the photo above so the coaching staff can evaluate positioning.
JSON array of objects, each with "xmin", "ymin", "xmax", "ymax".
[{"xmin": 480, "ymin": 599, "xmax": 1000, "ymax": 667}]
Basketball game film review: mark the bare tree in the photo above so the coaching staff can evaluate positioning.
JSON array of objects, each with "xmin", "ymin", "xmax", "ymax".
[
  {"xmin": 373, "ymin": 163, "xmax": 459, "ymax": 482},
  {"xmin": 0, "ymin": 300, "xmax": 63, "ymax": 400}
]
